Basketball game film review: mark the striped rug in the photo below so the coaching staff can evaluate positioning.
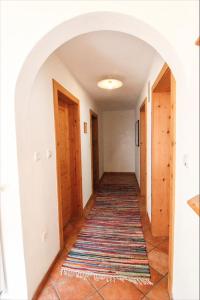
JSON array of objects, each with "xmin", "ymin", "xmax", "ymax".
[{"xmin": 62, "ymin": 179, "xmax": 151, "ymax": 284}]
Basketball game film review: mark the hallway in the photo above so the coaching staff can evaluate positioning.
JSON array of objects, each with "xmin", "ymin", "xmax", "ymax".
[
  {"xmin": 1, "ymin": 3, "xmax": 199, "ymax": 300},
  {"xmin": 37, "ymin": 174, "xmax": 169, "ymax": 300}
]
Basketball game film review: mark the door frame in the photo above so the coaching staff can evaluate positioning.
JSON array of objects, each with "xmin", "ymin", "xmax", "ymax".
[
  {"xmin": 90, "ymin": 109, "xmax": 99, "ymax": 193},
  {"xmin": 140, "ymin": 98, "xmax": 147, "ymax": 210},
  {"xmin": 151, "ymin": 63, "xmax": 176, "ymax": 296},
  {"xmin": 52, "ymin": 79, "xmax": 83, "ymax": 249}
]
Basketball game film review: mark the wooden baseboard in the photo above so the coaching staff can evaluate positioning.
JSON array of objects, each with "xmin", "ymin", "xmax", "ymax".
[
  {"xmin": 103, "ymin": 172, "xmax": 135, "ymax": 175},
  {"xmin": 146, "ymin": 211, "xmax": 151, "ymax": 224},
  {"xmin": 98, "ymin": 173, "xmax": 105, "ymax": 184},
  {"xmin": 83, "ymin": 193, "xmax": 95, "ymax": 217},
  {"xmin": 32, "ymin": 249, "xmax": 63, "ymax": 300}
]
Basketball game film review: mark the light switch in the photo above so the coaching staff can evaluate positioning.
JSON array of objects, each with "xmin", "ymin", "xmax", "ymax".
[
  {"xmin": 41, "ymin": 231, "xmax": 48, "ymax": 242},
  {"xmin": 183, "ymin": 154, "xmax": 189, "ymax": 168},
  {"xmin": 46, "ymin": 149, "xmax": 52, "ymax": 159},
  {"xmin": 34, "ymin": 152, "xmax": 41, "ymax": 162}
]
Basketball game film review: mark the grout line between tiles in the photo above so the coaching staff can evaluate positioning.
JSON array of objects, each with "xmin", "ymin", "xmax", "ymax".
[
  {"xmin": 95, "ymin": 290, "xmax": 105, "ymax": 300},
  {"xmin": 52, "ymin": 283, "xmax": 61, "ymax": 300},
  {"xmin": 86, "ymin": 278, "xmax": 106, "ymax": 299},
  {"xmin": 87, "ymin": 277, "xmax": 109, "ymax": 293},
  {"xmin": 131, "ymin": 282, "xmax": 146, "ymax": 298},
  {"xmin": 145, "ymin": 272, "xmax": 169, "ymax": 298}
]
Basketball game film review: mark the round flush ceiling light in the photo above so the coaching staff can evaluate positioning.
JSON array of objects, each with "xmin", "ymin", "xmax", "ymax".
[{"xmin": 97, "ymin": 78, "xmax": 123, "ymax": 90}]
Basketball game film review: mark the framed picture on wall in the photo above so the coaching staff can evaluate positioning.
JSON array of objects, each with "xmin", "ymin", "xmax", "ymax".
[{"xmin": 135, "ymin": 120, "xmax": 139, "ymax": 147}]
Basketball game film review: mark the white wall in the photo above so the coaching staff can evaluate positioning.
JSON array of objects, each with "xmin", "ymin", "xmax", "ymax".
[
  {"xmin": 135, "ymin": 53, "xmax": 165, "ymax": 219},
  {"xmin": 16, "ymin": 53, "xmax": 103, "ymax": 298},
  {"xmin": 103, "ymin": 110, "xmax": 135, "ymax": 173},
  {"xmin": 0, "ymin": 2, "xmax": 199, "ymax": 300}
]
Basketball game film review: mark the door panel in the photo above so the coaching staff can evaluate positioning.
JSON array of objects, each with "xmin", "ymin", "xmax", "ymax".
[
  {"xmin": 152, "ymin": 92, "xmax": 170, "ymax": 236},
  {"xmin": 58, "ymin": 100, "xmax": 72, "ymax": 228},
  {"xmin": 140, "ymin": 103, "xmax": 146, "ymax": 198},
  {"xmin": 92, "ymin": 117, "xmax": 99, "ymax": 189},
  {"xmin": 91, "ymin": 114, "xmax": 99, "ymax": 191}
]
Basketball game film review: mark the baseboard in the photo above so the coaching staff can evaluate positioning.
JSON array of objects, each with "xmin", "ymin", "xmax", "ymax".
[
  {"xmin": 99, "ymin": 173, "xmax": 105, "ymax": 184},
  {"xmin": 146, "ymin": 211, "xmax": 151, "ymax": 224},
  {"xmin": 103, "ymin": 172, "xmax": 135, "ymax": 175},
  {"xmin": 134, "ymin": 175, "xmax": 140, "ymax": 193},
  {"xmin": 83, "ymin": 193, "xmax": 95, "ymax": 217},
  {"xmin": 32, "ymin": 248, "xmax": 63, "ymax": 300}
]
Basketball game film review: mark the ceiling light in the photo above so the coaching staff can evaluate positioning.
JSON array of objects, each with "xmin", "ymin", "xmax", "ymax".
[{"xmin": 97, "ymin": 78, "xmax": 123, "ymax": 90}]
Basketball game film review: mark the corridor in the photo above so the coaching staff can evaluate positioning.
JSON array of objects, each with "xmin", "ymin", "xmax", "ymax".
[
  {"xmin": 1, "ymin": 3, "xmax": 199, "ymax": 300},
  {"xmin": 37, "ymin": 173, "xmax": 169, "ymax": 300}
]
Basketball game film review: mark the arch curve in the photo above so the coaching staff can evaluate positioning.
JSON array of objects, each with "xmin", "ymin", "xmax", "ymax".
[{"xmin": 15, "ymin": 11, "xmax": 183, "ymax": 111}]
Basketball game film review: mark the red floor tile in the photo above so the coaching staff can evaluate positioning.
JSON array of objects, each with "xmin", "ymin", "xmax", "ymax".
[
  {"xmin": 157, "ymin": 239, "xmax": 169, "ymax": 254},
  {"xmin": 144, "ymin": 229, "xmax": 166, "ymax": 247},
  {"xmin": 134, "ymin": 266, "xmax": 163, "ymax": 295},
  {"xmin": 88, "ymin": 277, "xmax": 109, "ymax": 290},
  {"xmin": 37, "ymin": 285, "xmax": 58, "ymax": 300},
  {"xmin": 54, "ymin": 276, "xmax": 96, "ymax": 300},
  {"xmin": 145, "ymin": 242, "xmax": 155, "ymax": 253},
  {"xmin": 86, "ymin": 292, "xmax": 103, "ymax": 300},
  {"xmin": 148, "ymin": 248, "xmax": 168, "ymax": 276},
  {"xmin": 145, "ymin": 276, "xmax": 169, "ymax": 300},
  {"xmin": 99, "ymin": 280, "xmax": 144, "ymax": 300}
]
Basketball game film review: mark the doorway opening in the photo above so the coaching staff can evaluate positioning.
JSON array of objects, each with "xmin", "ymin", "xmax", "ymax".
[
  {"xmin": 53, "ymin": 80, "xmax": 83, "ymax": 248},
  {"xmin": 140, "ymin": 98, "xmax": 147, "ymax": 209},
  {"xmin": 13, "ymin": 12, "xmax": 183, "ymax": 299},
  {"xmin": 151, "ymin": 64, "xmax": 176, "ymax": 294},
  {"xmin": 90, "ymin": 110, "xmax": 99, "ymax": 193}
]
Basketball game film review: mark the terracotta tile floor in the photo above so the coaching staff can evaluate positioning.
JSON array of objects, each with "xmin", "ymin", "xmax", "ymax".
[{"xmin": 37, "ymin": 176, "xmax": 170, "ymax": 300}]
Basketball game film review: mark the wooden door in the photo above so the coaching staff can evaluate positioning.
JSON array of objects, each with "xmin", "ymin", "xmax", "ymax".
[
  {"xmin": 140, "ymin": 100, "xmax": 147, "ymax": 200},
  {"xmin": 151, "ymin": 65, "xmax": 176, "ymax": 296},
  {"xmin": 168, "ymin": 73, "xmax": 176, "ymax": 294},
  {"xmin": 152, "ymin": 66, "xmax": 171, "ymax": 237},
  {"xmin": 53, "ymin": 80, "xmax": 83, "ymax": 248},
  {"xmin": 152, "ymin": 92, "xmax": 170, "ymax": 236},
  {"xmin": 90, "ymin": 111, "xmax": 99, "ymax": 191},
  {"xmin": 58, "ymin": 98, "xmax": 72, "ymax": 228}
]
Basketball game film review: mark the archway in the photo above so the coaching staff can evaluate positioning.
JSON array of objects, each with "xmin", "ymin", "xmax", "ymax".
[{"xmin": 14, "ymin": 11, "xmax": 185, "ymax": 298}]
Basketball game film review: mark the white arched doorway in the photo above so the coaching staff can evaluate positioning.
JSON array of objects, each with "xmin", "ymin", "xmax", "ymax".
[{"xmin": 13, "ymin": 11, "xmax": 185, "ymax": 299}]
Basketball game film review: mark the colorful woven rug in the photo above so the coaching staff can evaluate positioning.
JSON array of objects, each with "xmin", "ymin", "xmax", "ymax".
[{"xmin": 62, "ymin": 179, "xmax": 151, "ymax": 284}]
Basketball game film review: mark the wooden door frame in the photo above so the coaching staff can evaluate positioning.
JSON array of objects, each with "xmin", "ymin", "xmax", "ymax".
[
  {"xmin": 140, "ymin": 98, "xmax": 147, "ymax": 210},
  {"xmin": 52, "ymin": 79, "xmax": 83, "ymax": 249},
  {"xmin": 151, "ymin": 63, "xmax": 176, "ymax": 296},
  {"xmin": 90, "ymin": 109, "xmax": 99, "ymax": 193}
]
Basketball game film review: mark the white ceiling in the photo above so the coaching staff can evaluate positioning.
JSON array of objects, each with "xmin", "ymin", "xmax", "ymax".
[{"xmin": 56, "ymin": 31, "xmax": 158, "ymax": 110}]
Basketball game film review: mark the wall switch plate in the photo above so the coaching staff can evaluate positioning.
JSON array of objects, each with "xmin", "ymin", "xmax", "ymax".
[
  {"xmin": 46, "ymin": 149, "xmax": 52, "ymax": 159},
  {"xmin": 183, "ymin": 154, "xmax": 189, "ymax": 168},
  {"xmin": 34, "ymin": 152, "xmax": 41, "ymax": 162},
  {"xmin": 41, "ymin": 231, "xmax": 48, "ymax": 242}
]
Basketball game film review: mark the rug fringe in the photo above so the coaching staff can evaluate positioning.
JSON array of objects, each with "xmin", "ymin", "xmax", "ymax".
[{"xmin": 61, "ymin": 267, "xmax": 153, "ymax": 285}]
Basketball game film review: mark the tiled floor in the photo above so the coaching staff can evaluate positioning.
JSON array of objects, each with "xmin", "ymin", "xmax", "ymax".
[{"xmin": 37, "ymin": 175, "xmax": 170, "ymax": 300}]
